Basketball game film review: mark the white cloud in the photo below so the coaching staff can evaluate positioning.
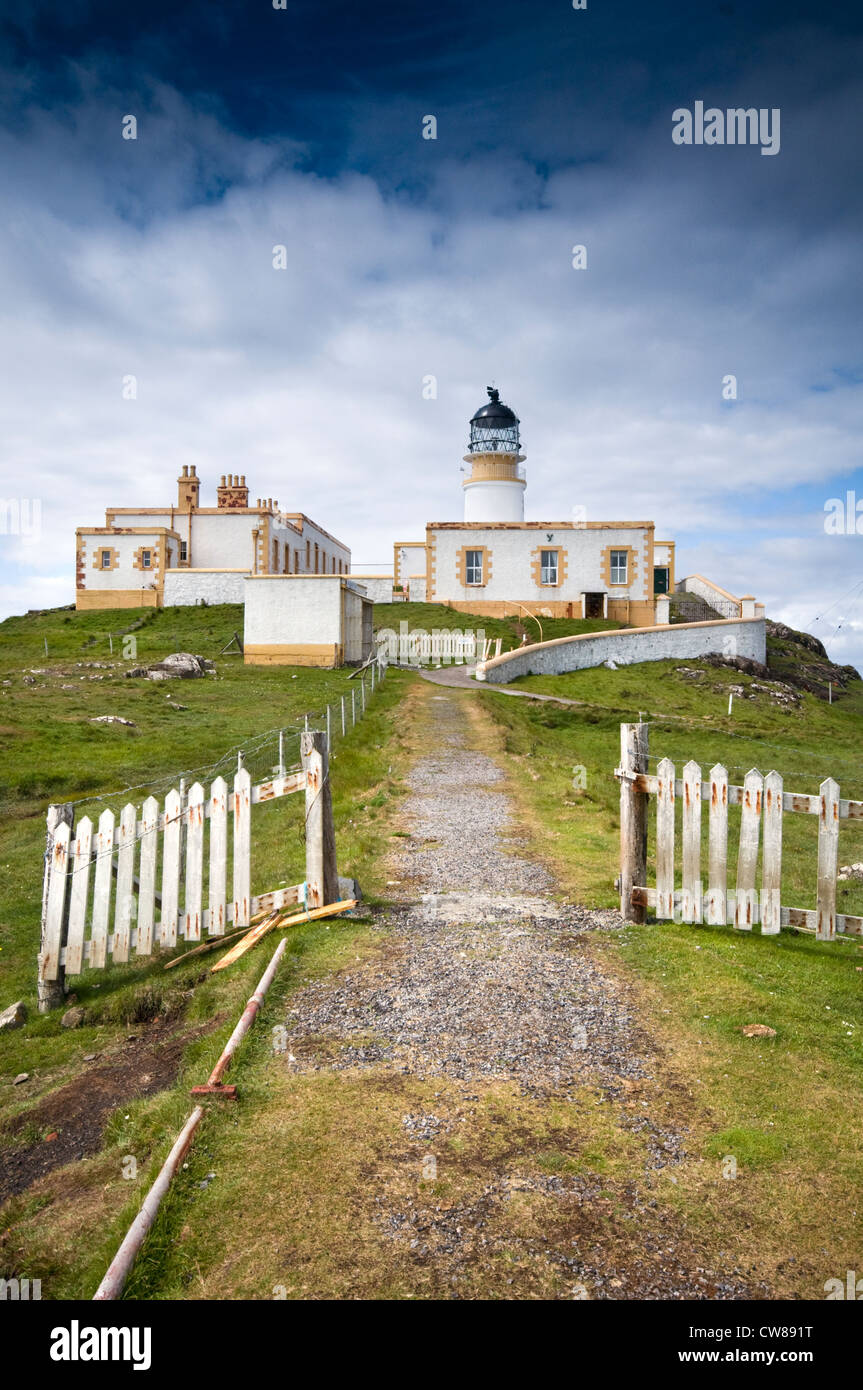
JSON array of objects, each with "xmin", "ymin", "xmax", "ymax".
[{"xmin": 0, "ymin": 69, "xmax": 861, "ymax": 672}]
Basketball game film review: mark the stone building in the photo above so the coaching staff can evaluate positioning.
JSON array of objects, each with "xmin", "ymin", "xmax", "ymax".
[
  {"xmin": 369, "ymin": 388, "xmax": 678, "ymax": 624},
  {"xmin": 75, "ymin": 468, "xmax": 350, "ymax": 611}
]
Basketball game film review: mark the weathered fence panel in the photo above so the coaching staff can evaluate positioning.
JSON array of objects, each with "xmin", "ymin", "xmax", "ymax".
[
  {"xmin": 816, "ymin": 777, "xmax": 840, "ymax": 941},
  {"xmin": 137, "ymin": 796, "xmax": 159, "ymax": 956},
  {"xmin": 208, "ymin": 777, "xmax": 228, "ymax": 936},
  {"xmin": 682, "ymin": 760, "xmax": 702, "ymax": 924},
  {"xmin": 36, "ymin": 748, "xmax": 335, "ymax": 1002},
  {"xmin": 66, "ymin": 817, "xmax": 92, "ymax": 976},
  {"xmin": 761, "ymin": 770, "xmax": 783, "ymax": 935},
  {"xmin": 161, "ymin": 788, "xmax": 182, "ymax": 949},
  {"xmin": 655, "ymin": 757, "xmax": 675, "ymax": 920},
  {"xmin": 616, "ymin": 723, "xmax": 860, "ymax": 945},
  {"xmin": 735, "ymin": 770, "xmax": 762, "ymax": 931},
  {"xmin": 706, "ymin": 763, "xmax": 728, "ymax": 926}
]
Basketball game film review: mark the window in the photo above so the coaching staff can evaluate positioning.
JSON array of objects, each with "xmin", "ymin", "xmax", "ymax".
[
  {"xmin": 179, "ymin": 541, "xmax": 187, "ymax": 563},
  {"xmin": 295, "ymin": 549, "xmax": 300, "ymax": 573},
  {"xmin": 314, "ymin": 543, "xmax": 319, "ymax": 573},
  {"xmin": 306, "ymin": 540, "xmax": 310, "ymax": 569},
  {"xmin": 610, "ymin": 550, "xmax": 628, "ymax": 585},
  {"xmin": 272, "ymin": 539, "xmax": 279, "ymax": 573},
  {"xmin": 465, "ymin": 549, "xmax": 483, "ymax": 585},
  {"xmin": 540, "ymin": 549, "xmax": 558, "ymax": 585},
  {"xmin": 101, "ymin": 550, "xmax": 111, "ymax": 569},
  {"xmin": 140, "ymin": 549, "xmax": 152, "ymax": 569}
]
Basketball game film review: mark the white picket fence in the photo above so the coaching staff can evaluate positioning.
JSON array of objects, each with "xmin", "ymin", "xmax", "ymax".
[
  {"xmin": 375, "ymin": 629, "xmax": 502, "ymax": 666},
  {"xmin": 39, "ymin": 764, "xmax": 310, "ymax": 985},
  {"xmin": 616, "ymin": 722, "xmax": 863, "ymax": 942}
]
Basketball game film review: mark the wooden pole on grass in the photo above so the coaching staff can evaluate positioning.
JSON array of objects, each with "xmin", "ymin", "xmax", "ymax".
[
  {"xmin": 301, "ymin": 730, "xmax": 338, "ymax": 910},
  {"xmin": 619, "ymin": 722, "xmax": 649, "ymax": 923}
]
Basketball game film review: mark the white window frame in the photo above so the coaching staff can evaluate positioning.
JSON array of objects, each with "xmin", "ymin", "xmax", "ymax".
[
  {"xmin": 140, "ymin": 549, "xmax": 152, "ymax": 569},
  {"xmin": 540, "ymin": 549, "xmax": 558, "ymax": 586},
  {"xmin": 465, "ymin": 549, "xmax": 483, "ymax": 586},
  {"xmin": 610, "ymin": 549, "xmax": 628, "ymax": 585},
  {"xmin": 100, "ymin": 550, "xmax": 111, "ymax": 569}
]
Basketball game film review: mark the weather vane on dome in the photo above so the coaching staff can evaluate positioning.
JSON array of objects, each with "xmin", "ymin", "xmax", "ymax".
[{"xmin": 487, "ymin": 386, "xmax": 500, "ymax": 403}]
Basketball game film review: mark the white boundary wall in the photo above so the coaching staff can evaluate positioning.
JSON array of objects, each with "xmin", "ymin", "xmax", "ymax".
[
  {"xmin": 164, "ymin": 570, "xmax": 248, "ymax": 606},
  {"xmin": 478, "ymin": 618, "xmax": 766, "ymax": 684}
]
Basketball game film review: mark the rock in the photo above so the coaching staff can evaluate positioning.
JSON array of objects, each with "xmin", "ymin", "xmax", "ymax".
[
  {"xmin": 126, "ymin": 652, "xmax": 215, "ymax": 681},
  {"xmin": 604, "ymin": 659, "xmax": 617, "ymax": 670},
  {"xmin": 740, "ymin": 1024, "xmax": 776, "ymax": 1038},
  {"xmin": 0, "ymin": 1000, "xmax": 27, "ymax": 1032},
  {"xmin": 13, "ymin": 1073, "xmax": 28, "ymax": 1085},
  {"xmin": 90, "ymin": 715, "xmax": 136, "ymax": 727},
  {"xmin": 61, "ymin": 1006, "xmax": 86, "ymax": 1029},
  {"xmin": 339, "ymin": 875, "xmax": 363, "ymax": 902},
  {"xmin": 166, "ymin": 700, "xmax": 189, "ymax": 710}
]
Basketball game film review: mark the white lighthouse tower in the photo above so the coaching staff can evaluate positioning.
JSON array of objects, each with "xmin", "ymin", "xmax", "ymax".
[{"xmin": 462, "ymin": 387, "xmax": 526, "ymax": 523}]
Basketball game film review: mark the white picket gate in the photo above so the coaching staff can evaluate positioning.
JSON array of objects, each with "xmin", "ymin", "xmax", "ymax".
[
  {"xmin": 39, "ymin": 765, "xmax": 309, "ymax": 986},
  {"xmin": 617, "ymin": 722, "xmax": 863, "ymax": 942}
]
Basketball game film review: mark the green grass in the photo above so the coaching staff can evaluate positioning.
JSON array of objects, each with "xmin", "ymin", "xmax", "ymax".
[
  {"xmin": 0, "ymin": 601, "xmax": 423, "ymax": 1294},
  {"xmin": 474, "ymin": 646, "xmax": 863, "ymax": 1293},
  {"xmin": 4, "ymin": 600, "xmax": 863, "ymax": 1298},
  {"xmin": 0, "ymin": 601, "xmax": 416, "ymax": 1097},
  {"xmin": 482, "ymin": 652, "xmax": 863, "ymax": 918}
]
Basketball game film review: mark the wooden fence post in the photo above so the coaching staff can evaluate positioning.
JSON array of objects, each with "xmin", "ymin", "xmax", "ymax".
[
  {"xmin": 619, "ymin": 723, "xmax": 648, "ymax": 923},
  {"xmin": 816, "ymin": 777, "xmax": 840, "ymax": 941},
  {"xmin": 38, "ymin": 802, "xmax": 74, "ymax": 1012},
  {"xmin": 301, "ymin": 730, "xmax": 338, "ymax": 910}
]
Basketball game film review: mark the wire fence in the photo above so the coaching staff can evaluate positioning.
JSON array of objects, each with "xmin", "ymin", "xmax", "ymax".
[{"xmin": 62, "ymin": 656, "xmax": 389, "ymax": 822}]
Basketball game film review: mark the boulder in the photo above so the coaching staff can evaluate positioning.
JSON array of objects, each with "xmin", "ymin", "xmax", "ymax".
[
  {"xmin": 338, "ymin": 875, "xmax": 363, "ymax": 902},
  {"xmin": 0, "ymin": 1000, "xmax": 27, "ymax": 1033},
  {"xmin": 61, "ymin": 1006, "xmax": 86, "ymax": 1029},
  {"xmin": 126, "ymin": 652, "xmax": 215, "ymax": 681}
]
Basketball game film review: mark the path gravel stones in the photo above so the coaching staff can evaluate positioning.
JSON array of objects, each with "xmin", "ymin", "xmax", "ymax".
[{"xmin": 281, "ymin": 688, "xmax": 754, "ymax": 1298}]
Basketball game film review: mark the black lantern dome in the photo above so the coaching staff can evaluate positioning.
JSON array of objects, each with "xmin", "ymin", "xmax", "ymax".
[{"xmin": 468, "ymin": 387, "xmax": 521, "ymax": 455}]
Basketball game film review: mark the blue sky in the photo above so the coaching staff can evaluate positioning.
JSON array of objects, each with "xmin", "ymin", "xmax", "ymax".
[{"xmin": 1, "ymin": 0, "xmax": 861, "ymax": 667}]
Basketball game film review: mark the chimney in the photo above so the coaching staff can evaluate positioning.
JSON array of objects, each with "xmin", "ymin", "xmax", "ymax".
[
  {"xmin": 177, "ymin": 465, "xmax": 200, "ymax": 511},
  {"xmin": 217, "ymin": 472, "xmax": 249, "ymax": 509}
]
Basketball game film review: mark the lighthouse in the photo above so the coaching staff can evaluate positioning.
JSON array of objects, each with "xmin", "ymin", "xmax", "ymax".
[{"xmin": 462, "ymin": 387, "xmax": 526, "ymax": 523}]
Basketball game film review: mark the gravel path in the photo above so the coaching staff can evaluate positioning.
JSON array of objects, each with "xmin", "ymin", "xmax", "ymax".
[{"xmin": 282, "ymin": 688, "xmax": 754, "ymax": 1299}]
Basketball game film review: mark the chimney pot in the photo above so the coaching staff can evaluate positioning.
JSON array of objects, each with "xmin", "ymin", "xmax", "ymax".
[
  {"xmin": 240, "ymin": 475, "xmax": 246, "ymax": 485},
  {"xmin": 182, "ymin": 465, "xmax": 188, "ymax": 477},
  {"xmin": 220, "ymin": 475, "xmax": 226, "ymax": 487}
]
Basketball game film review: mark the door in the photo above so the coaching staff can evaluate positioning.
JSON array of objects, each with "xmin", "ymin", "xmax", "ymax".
[{"xmin": 584, "ymin": 592, "xmax": 604, "ymax": 618}]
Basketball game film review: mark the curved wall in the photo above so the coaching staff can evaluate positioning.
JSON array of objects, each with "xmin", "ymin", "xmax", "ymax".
[{"xmin": 478, "ymin": 617, "xmax": 766, "ymax": 684}]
